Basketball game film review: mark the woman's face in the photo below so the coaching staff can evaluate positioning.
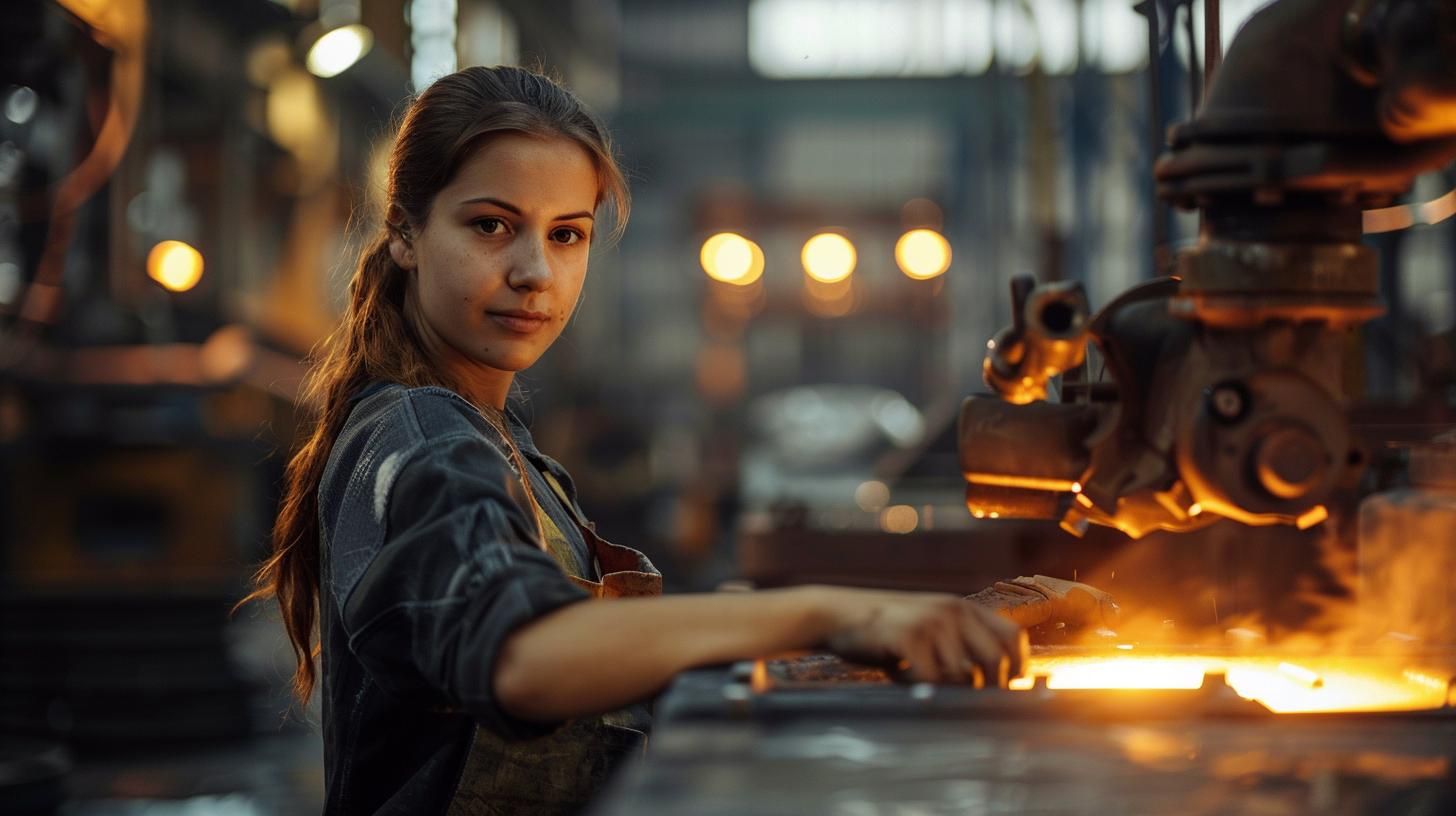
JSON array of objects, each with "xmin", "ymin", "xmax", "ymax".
[{"xmin": 394, "ymin": 132, "xmax": 599, "ymax": 402}]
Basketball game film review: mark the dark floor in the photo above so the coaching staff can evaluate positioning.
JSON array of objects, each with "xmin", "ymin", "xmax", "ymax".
[
  {"xmin": 63, "ymin": 729, "xmax": 323, "ymax": 816},
  {"xmin": 29, "ymin": 603, "xmax": 327, "ymax": 815}
]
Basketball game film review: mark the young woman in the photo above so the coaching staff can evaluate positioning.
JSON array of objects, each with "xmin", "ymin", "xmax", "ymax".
[{"xmin": 245, "ymin": 66, "xmax": 1027, "ymax": 815}]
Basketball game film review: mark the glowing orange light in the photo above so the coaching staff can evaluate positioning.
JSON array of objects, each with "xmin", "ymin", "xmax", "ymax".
[
  {"xmin": 307, "ymin": 25, "xmax": 374, "ymax": 79},
  {"xmin": 1296, "ymin": 504, "xmax": 1329, "ymax": 529},
  {"xmin": 801, "ymin": 233, "xmax": 856, "ymax": 283},
  {"xmin": 701, "ymin": 232, "xmax": 764, "ymax": 285},
  {"xmin": 965, "ymin": 472, "xmax": 1080, "ymax": 493},
  {"xmin": 879, "ymin": 504, "xmax": 919, "ymax": 534},
  {"xmin": 894, "ymin": 228, "xmax": 952, "ymax": 280},
  {"xmin": 1016, "ymin": 655, "xmax": 1448, "ymax": 713},
  {"xmin": 147, "ymin": 240, "xmax": 204, "ymax": 292},
  {"xmin": 1403, "ymin": 669, "xmax": 1449, "ymax": 693},
  {"xmin": 1042, "ymin": 657, "xmax": 1208, "ymax": 690},
  {"xmin": 1277, "ymin": 662, "xmax": 1323, "ymax": 689}
]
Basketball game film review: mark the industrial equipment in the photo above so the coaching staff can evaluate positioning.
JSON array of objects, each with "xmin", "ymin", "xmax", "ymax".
[
  {"xmin": 597, "ymin": 2, "xmax": 1456, "ymax": 811},
  {"xmin": 963, "ymin": 0, "xmax": 1456, "ymax": 539}
]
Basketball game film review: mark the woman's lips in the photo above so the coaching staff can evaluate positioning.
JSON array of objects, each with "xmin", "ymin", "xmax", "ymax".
[{"xmin": 488, "ymin": 311, "xmax": 550, "ymax": 334}]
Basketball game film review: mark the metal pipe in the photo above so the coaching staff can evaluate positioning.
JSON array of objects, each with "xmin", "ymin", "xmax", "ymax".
[
  {"xmin": 1142, "ymin": 0, "xmax": 1169, "ymax": 271},
  {"xmin": 1184, "ymin": 1, "xmax": 1201, "ymax": 112},
  {"xmin": 1205, "ymin": 0, "xmax": 1221, "ymax": 87},
  {"xmin": 982, "ymin": 278, "xmax": 1091, "ymax": 404}
]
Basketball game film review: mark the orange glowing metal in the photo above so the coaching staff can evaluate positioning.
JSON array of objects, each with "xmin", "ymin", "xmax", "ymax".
[
  {"xmin": 1402, "ymin": 669, "xmax": 1449, "ymax": 693},
  {"xmin": 1012, "ymin": 655, "xmax": 1450, "ymax": 713},
  {"xmin": 965, "ymin": 472, "xmax": 1082, "ymax": 493},
  {"xmin": 1038, "ymin": 657, "xmax": 1209, "ymax": 690},
  {"xmin": 1276, "ymin": 661, "xmax": 1323, "ymax": 689}
]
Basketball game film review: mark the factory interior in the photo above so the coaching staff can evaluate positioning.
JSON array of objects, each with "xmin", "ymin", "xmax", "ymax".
[{"xmin": 4, "ymin": 0, "xmax": 1456, "ymax": 813}]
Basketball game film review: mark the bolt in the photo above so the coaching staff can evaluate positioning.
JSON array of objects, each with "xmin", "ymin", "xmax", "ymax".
[{"xmin": 1209, "ymin": 384, "xmax": 1245, "ymax": 421}]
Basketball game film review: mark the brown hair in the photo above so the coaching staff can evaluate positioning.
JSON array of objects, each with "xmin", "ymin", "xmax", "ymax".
[{"xmin": 240, "ymin": 66, "xmax": 630, "ymax": 705}]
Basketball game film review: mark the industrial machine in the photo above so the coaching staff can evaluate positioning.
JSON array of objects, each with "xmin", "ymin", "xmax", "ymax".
[
  {"xmin": 964, "ymin": 0, "xmax": 1456, "ymax": 539},
  {"xmin": 597, "ymin": 2, "xmax": 1456, "ymax": 812}
]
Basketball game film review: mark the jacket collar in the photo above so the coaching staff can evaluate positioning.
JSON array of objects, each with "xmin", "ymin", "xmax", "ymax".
[{"xmin": 350, "ymin": 380, "xmax": 549, "ymax": 463}]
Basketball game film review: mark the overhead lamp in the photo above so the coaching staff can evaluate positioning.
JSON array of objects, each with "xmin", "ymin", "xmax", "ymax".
[
  {"xmin": 306, "ymin": 24, "xmax": 373, "ymax": 78},
  {"xmin": 801, "ymin": 232, "xmax": 856, "ymax": 283},
  {"xmin": 147, "ymin": 240, "xmax": 204, "ymax": 292},
  {"xmin": 895, "ymin": 228, "xmax": 952, "ymax": 280},
  {"xmin": 700, "ymin": 232, "xmax": 764, "ymax": 286},
  {"xmin": 878, "ymin": 504, "xmax": 919, "ymax": 534}
]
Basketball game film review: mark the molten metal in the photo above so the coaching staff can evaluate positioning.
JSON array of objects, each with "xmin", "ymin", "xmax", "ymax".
[{"xmin": 1008, "ymin": 654, "xmax": 1452, "ymax": 713}]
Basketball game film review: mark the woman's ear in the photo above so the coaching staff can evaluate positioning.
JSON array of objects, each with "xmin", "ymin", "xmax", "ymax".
[
  {"xmin": 388, "ymin": 231, "xmax": 416, "ymax": 271},
  {"xmin": 387, "ymin": 205, "xmax": 416, "ymax": 270}
]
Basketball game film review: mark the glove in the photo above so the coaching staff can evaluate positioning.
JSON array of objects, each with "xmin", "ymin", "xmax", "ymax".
[{"xmin": 967, "ymin": 574, "xmax": 1119, "ymax": 630}]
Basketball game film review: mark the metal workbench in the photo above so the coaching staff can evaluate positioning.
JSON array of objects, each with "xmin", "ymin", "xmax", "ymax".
[{"xmin": 594, "ymin": 658, "xmax": 1456, "ymax": 815}]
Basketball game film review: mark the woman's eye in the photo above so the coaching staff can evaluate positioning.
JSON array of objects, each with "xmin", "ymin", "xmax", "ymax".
[
  {"xmin": 551, "ymin": 228, "xmax": 583, "ymax": 245},
  {"xmin": 474, "ymin": 217, "xmax": 507, "ymax": 235}
]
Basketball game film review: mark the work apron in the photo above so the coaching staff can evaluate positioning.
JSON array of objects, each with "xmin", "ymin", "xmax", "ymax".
[{"xmin": 445, "ymin": 467, "xmax": 662, "ymax": 816}]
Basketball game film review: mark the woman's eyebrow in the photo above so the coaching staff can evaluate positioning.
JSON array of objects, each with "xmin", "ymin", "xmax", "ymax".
[
  {"xmin": 459, "ymin": 196, "xmax": 593, "ymax": 221},
  {"xmin": 460, "ymin": 196, "xmax": 522, "ymax": 214}
]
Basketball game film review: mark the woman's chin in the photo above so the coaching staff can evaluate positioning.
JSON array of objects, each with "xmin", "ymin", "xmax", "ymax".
[{"xmin": 477, "ymin": 349, "xmax": 544, "ymax": 373}]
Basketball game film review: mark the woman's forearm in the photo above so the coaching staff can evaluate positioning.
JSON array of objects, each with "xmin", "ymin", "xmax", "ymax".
[{"xmin": 492, "ymin": 586, "xmax": 844, "ymax": 722}]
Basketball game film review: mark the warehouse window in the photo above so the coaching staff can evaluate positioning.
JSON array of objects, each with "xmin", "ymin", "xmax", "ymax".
[{"xmin": 748, "ymin": 0, "xmax": 1270, "ymax": 78}]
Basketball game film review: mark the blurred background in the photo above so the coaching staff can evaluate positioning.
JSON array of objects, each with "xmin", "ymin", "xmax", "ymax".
[{"xmin": 2, "ymin": 0, "xmax": 1455, "ymax": 812}]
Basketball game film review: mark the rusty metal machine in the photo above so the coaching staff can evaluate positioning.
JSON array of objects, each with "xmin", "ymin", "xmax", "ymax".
[
  {"xmin": 962, "ymin": 0, "xmax": 1456, "ymax": 539},
  {"xmin": 597, "ymin": 3, "xmax": 1456, "ymax": 812}
]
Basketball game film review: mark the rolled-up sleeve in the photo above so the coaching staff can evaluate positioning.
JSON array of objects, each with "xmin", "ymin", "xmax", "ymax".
[{"xmin": 339, "ymin": 431, "xmax": 590, "ymax": 740}]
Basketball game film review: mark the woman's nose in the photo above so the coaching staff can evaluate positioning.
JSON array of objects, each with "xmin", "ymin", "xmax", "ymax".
[{"xmin": 506, "ymin": 236, "xmax": 551, "ymax": 291}]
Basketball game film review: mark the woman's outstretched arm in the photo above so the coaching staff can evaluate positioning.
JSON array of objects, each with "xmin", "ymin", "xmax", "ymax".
[
  {"xmin": 493, "ymin": 585, "xmax": 1027, "ymax": 723},
  {"xmin": 344, "ymin": 407, "xmax": 1025, "ymax": 732}
]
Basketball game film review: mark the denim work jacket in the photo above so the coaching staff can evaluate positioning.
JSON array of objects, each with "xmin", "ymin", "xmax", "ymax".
[{"xmin": 318, "ymin": 382, "xmax": 661, "ymax": 815}]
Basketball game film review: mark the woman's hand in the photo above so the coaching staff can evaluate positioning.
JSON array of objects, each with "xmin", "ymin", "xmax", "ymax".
[
  {"xmin": 492, "ymin": 584, "xmax": 1031, "ymax": 722},
  {"xmin": 815, "ymin": 588, "xmax": 1029, "ymax": 686},
  {"xmin": 966, "ymin": 575, "xmax": 1120, "ymax": 630}
]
